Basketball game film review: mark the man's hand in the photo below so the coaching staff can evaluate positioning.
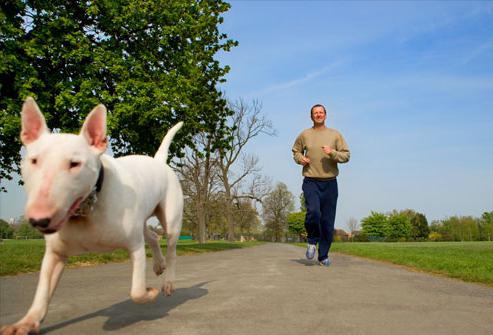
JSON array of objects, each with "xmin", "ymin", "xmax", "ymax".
[
  {"xmin": 322, "ymin": 145, "xmax": 333, "ymax": 155},
  {"xmin": 300, "ymin": 156, "xmax": 310, "ymax": 166}
]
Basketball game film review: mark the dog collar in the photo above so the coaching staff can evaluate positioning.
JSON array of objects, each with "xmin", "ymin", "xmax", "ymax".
[
  {"xmin": 72, "ymin": 165, "xmax": 104, "ymax": 217},
  {"xmin": 95, "ymin": 164, "xmax": 104, "ymax": 192}
]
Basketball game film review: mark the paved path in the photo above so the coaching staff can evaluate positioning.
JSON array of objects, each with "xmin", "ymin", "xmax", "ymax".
[{"xmin": 1, "ymin": 243, "xmax": 492, "ymax": 335}]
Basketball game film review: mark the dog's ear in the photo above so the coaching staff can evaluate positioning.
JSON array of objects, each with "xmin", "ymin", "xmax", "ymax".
[
  {"xmin": 21, "ymin": 97, "xmax": 49, "ymax": 145},
  {"xmin": 80, "ymin": 104, "xmax": 107, "ymax": 153}
]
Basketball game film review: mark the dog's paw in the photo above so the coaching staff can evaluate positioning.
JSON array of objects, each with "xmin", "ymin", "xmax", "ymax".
[
  {"xmin": 131, "ymin": 287, "xmax": 159, "ymax": 304},
  {"xmin": 162, "ymin": 281, "xmax": 174, "ymax": 296},
  {"xmin": 153, "ymin": 260, "xmax": 166, "ymax": 276},
  {"xmin": 146, "ymin": 287, "xmax": 160, "ymax": 302},
  {"xmin": 0, "ymin": 320, "xmax": 40, "ymax": 335}
]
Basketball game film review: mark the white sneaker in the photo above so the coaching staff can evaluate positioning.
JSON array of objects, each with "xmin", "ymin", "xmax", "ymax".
[{"xmin": 305, "ymin": 244, "xmax": 316, "ymax": 260}]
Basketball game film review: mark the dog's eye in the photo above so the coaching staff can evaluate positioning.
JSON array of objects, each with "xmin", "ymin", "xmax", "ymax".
[
  {"xmin": 31, "ymin": 158, "xmax": 37, "ymax": 165},
  {"xmin": 69, "ymin": 161, "xmax": 81, "ymax": 169}
]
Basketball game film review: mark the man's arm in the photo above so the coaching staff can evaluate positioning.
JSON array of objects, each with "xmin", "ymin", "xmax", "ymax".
[
  {"xmin": 323, "ymin": 133, "xmax": 350, "ymax": 163},
  {"xmin": 292, "ymin": 134, "xmax": 309, "ymax": 165}
]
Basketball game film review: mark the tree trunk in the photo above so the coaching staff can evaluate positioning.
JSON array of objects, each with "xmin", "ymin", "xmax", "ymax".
[
  {"xmin": 223, "ymin": 174, "xmax": 235, "ymax": 241},
  {"xmin": 196, "ymin": 201, "xmax": 207, "ymax": 244},
  {"xmin": 226, "ymin": 204, "xmax": 235, "ymax": 241},
  {"xmin": 197, "ymin": 142, "xmax": 213, "ymax": 244}
]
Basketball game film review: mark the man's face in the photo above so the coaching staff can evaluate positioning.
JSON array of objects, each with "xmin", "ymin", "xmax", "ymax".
[{"xmin": 311, "ymin": 106, "xmax": 326, "ymax": 125}]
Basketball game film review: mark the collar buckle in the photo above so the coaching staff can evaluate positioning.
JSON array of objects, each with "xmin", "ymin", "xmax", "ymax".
[{"xmin": 72, "ymin": 165, "xmax": 104, "ymax": 218}]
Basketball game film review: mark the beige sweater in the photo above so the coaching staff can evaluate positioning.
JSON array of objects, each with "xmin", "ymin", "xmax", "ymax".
[{"xmin": 292, "ymin": 127, "xmax": 350, "ymax": 179}]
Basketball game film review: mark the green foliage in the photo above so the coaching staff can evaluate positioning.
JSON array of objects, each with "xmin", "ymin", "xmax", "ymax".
[
  {"xmin": 0, "ymin": 0, "xmax": 237, "ymax": 189},
  {"xmin": 361, "ymin": 211, "xmax": 387, "ymax": 240},
  {"xmin": 428, "ymin": 231, "xmax": 442, "ymax": 241},
  {"xmin": 15, "ymin": 222, "xmax": 43, "ymax": 239},
  {"xmin": 361, "ymin": 209, "xmax": 430, "ymax": 241},
  {"xmin": 429, "ymin": 220, "xmax": 449, "ymax": 241},
  {"xmin": 233, "ymin": 200, "xmax": 261, "ymax": 236},
  {"xmin": 480, "ymin": 211, "xmax": 493, "ymax": 241},
  {"xmin": 0, "ymin": 219, "xmax": 14, "ymax": 239},
  {"xmin": 360, "ymin": 209, "xmax": 493, "ymax": 242},
  {"xmin": 385, "ymin": 212, "xmax": 412, "ymax": 240},
  {"xmin": 431, "ymin": 216, "xmax": 480, "ymax": 241},
  {"xmin": 388, "ymin": 209, "xmax": 429, "ymax": 240},
  {"xmin": 482, "ymin": 211, "xmax": 493, "ymax": 223},
  {"xmin": 352, "ymin": 231, "xmax": 369, "ymax": 242},
  {"xmin": 287, "ymin": 211, "xmax": 305, "ymax": 240},
  {"xmin": 410, "ymin": 212, "xmax": 430, "ymax": 240}
]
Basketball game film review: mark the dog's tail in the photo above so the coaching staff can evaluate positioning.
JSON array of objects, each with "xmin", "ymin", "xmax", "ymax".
[{"xmin": 154, "ymin": 121, "xmax": 184, "ymax": 161}]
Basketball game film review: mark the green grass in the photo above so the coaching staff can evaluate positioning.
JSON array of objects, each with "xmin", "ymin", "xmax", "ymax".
[
  {"xmin": 0, "ymin": 239, "xmax": 263, "ymax": 276},
  {"xmin": 297, "ymin": 241, "xmax": 493, "ymax": 286},
  {"xmin": 5, "ymin": 240, "xmax": 492, "ymax": 285}
]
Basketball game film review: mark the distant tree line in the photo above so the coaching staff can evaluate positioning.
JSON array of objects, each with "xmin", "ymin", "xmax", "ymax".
[
  {"xmin": 284, "ymin": 204, "xmax": 493, "ymax": 243},
  {"xmin": 358, "ymin": 210, "xmax": 493, "ymax": 242},
  {"xmin": 0, "ymin": 217, "xmax": 42, "ymax": 239},
  {"xmin": 429, "ymin": 212, "xmax": 493, "ymax": 242}
]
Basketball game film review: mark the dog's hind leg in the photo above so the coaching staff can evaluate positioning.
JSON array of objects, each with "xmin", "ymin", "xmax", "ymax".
[
  {"xmin": 163, "ymin": 229, "xmax": 179, "ymax": 296},
  {"xmin": 144, "ymin": 224, "xmax": 166, "ymax": 276},
  {"xmin": 155, "ymin": 196, "xmax": 182, "ymax": 296}
]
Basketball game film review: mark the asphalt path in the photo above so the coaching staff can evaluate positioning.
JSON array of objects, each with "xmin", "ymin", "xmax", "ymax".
[{"xmin": 1, "ymin": 243, "xmax": 492, "ymax": 335}]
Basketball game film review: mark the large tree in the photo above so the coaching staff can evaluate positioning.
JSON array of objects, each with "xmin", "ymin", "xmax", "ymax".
[
  {"xmin": 0, "ymin": 0, "xmax": 237, "ymax": 190},
  {"xmin": 218, "ymin": 99, "xmax": 275, "ymax": 240},
  {"xmin": 233, "ymin": 199, "xmax": 261, "ymax": 237},
  {"xmin": 263, "ymin": 182, "xmax": 294, "ymax": 242},
  {"xmin": 176, "ymin": 132, "xmax": 221, "ymax": 244}
]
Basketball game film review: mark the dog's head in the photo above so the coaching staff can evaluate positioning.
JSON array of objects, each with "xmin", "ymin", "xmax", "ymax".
[{"xmin": 20, "ymin": 97, "xmax": 107, "ymax": 234}]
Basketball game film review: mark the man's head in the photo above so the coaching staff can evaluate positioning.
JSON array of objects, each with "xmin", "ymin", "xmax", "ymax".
[{"xmin": 310, "ymin": 104, "xmax": 326, "ymax": 126}]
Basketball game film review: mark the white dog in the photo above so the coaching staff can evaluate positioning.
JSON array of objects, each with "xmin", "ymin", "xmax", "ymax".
[{"xmin": 1, "ymin": 97, "xmax": 183, "ymax": 335}]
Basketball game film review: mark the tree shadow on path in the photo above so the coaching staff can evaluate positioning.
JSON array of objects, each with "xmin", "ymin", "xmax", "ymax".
[{"xmin": 41, "ymin": 281, "xmax": 209, "ymax": 334}]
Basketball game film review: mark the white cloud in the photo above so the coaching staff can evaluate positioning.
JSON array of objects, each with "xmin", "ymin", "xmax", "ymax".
[
  {"xmin": 460, "ymin": 38, "xmax": 493, "ymax": 65},
  {"xmin": 247, "ymin": 61, "xmax": 345, "ymax": 98}
]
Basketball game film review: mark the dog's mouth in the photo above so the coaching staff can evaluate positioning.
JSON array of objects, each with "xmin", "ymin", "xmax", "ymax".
[
  {"xmin": 41, "ymin": 228, "xmax": 58, "ymax": 235},
  {"xmin": 68, "ymin": 197, "xmax": 84, "ymax": 216},
  {"xmin": 37, "ymin": 197, "xmax": 84, "ymax": 234},
  {"xmin": 37, "ymin": 218, "xmax": 66, "ymax": 234}
]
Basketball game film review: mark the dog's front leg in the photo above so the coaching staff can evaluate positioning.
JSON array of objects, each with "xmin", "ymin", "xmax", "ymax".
[
  {"xmin": 129, "ymin": 245, "xmax": 159, "ymax": 304},
  {"xmin": 0, "ymin": 249, "xmax": 65, "ymax": 335}
]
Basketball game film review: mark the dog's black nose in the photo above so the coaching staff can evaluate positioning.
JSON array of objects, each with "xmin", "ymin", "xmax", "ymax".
[{"xmin": 29, "ymin": 218, "xmax": 51, "ymax": 229}]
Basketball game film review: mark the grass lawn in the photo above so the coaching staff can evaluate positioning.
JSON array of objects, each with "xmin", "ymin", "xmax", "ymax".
[
  {"xmin": 0, "ymin": 239, "xmax": 263, "ymax": 276},
  {"xmin": 297, "ymin": 241, "xmax": 493, "ymax": 286}
]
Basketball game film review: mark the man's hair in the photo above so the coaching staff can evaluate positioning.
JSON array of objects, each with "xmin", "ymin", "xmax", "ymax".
[{"xmin": 310, "ymin": 104, "xmax": 326, "ymax": 116}]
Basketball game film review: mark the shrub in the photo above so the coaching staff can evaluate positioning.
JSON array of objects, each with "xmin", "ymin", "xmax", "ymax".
[
  {"xmin": 352, "ymin": 231, "xmax": 369, "ymax": 242},
  {"xmin": 428, "ymin": 232, "xmax": 442, "ymax": 241}
]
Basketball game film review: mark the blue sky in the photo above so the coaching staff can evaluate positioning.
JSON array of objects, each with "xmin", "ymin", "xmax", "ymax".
[
  {"xmin": 1, "ymin": 1, "xmax": 492, "ymax": 230},
  {"xmin": 216, "ymin": 0, "xmax": 493, "ymax": 229}
]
